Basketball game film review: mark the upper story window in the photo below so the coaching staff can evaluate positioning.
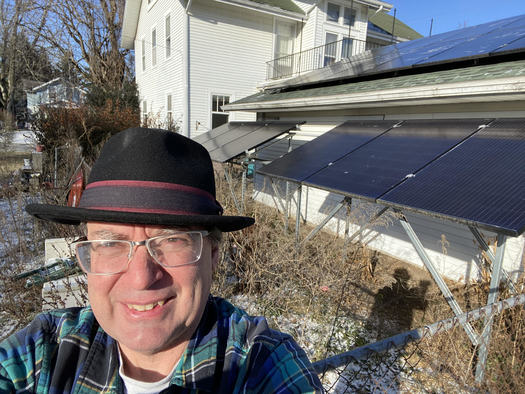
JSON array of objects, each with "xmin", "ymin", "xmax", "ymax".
[
  {"xmin": 141, "ymin": 38, "xmax": 146, "ymax": 71},
  {"xmin": 327, "ymin": 2, "xmax": 356, "ymax": 27},
  {"xmin": 326, "ymin": 3, "xmax": 339, "ymax": 23},
  {"xmin": 165, "ymin": 14, "xmax": 171, "ymax": 58},
  {"xmin": 151, "ymin": 28, "xmax": 157, "ymax": 67}
]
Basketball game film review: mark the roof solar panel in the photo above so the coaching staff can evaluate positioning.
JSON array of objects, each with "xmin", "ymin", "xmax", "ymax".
[
  {"xmin": 378, "ymin": 119, "xmax": 525, "ymax": 236},
  {"xmin": 265, "ymin": 14, "xmax": 525, "ymax": 90},
  {"xmin": 303, "ymin": 119, "xmax": 491, "ymax": 202},
  {"xmin": 257, "ymin": 120, "xmax": 397, "ymax": 182},
  {"xmin": 208, "ymin": 122, "xmax": 297, "ymax": 162}
]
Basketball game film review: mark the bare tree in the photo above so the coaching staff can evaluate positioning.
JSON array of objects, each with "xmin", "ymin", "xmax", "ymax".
[
  {"xmin": 44, "ymin": 0, "xmax": 131, "ymax": 100},
  {"xmin": 0, "ymin": 0, "xmax": 52, "ymax": 123}
]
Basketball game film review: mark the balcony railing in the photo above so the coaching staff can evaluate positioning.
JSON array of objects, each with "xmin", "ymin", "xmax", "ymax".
[{"xmin": 266, "ymin": 37, "xmax": 368, "ymax": 81}]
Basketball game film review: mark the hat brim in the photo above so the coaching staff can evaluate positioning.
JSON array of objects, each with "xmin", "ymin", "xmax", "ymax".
[{"xmin": 26, "ymin": 204, "xmax": 254, "ymax": 232}]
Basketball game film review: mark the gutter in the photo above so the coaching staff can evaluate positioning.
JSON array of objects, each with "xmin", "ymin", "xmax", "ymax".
[
  {"xmin": 223, "ymin": 77, "xmax": 525, "ymax": 112},
  {"xmin": 214, "ymin": 0, "xmax": 306, "ymax": 21}
]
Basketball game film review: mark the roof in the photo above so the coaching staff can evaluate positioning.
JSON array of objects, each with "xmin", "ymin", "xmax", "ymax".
[
  {"xmin": 242, "ymin": 0, "xmax": 304, "ymax": 14},
  {"xmin": 225, "ymin": 59, "xmax": 525, "ymax": 111},
  {"xmin": 368, "ymin": 10, "xmax": 423, "ymax": 41}
]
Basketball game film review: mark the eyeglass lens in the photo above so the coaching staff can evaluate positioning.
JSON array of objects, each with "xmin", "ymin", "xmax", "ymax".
[{"xmin": 75, "ymin": 232, "xmax": 204, "ymax": 274}]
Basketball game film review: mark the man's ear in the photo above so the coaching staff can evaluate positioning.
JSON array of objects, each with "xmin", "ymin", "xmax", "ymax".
[{"xmin": 210, "ymin": 242, "xmax": 219, "ymax": 271}]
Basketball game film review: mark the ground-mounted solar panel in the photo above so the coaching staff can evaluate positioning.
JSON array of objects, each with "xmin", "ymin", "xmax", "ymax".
[
  {"xmin": 208, "ymin": 122, "xmax": 298, "ymax": 162},
  {"xmin": 200, "ymin": 123, "xmax": 268, "ymax": 153},
  {"xmin": 257, "ymin": 120, "xmax": 398, "ymax": 182},
  {"xmin": 303, "ymin": 119, "xmax": 491, "ymax": 202},
  {"xmin": 193, "ymin": 122, "xmax": 242, "ymax": 145},
  {"xmin": 379, "ymin": 119, "xmax": 525, "ymax": 236}
]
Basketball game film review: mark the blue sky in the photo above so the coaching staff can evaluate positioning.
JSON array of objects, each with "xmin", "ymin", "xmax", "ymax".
[{"xmin": 387, "ymin": 1, "xmax": 525, "ymax": 36}]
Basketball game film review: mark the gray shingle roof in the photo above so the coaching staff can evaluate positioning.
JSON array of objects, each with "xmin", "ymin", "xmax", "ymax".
[{"xmin": 229, "ymin": 59, "xmax": 525, "ymax": 108}]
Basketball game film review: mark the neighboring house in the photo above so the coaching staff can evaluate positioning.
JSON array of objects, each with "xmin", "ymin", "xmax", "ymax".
[
  {"xmin": 121, "ymin": 0, "xmax": 401, "ymax": 138},
  {"xmin": 26, "ymin": 78, "xmax": 86, "ymax": 118},
  {"xmin": 366, "ymin": 9, "xmax": 422, "ymax": 49},
  {"xmin": 224, "ymin": 14, "xmax": 525, "ymax": 282}
]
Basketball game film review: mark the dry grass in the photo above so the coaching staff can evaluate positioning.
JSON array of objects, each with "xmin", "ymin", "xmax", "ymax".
[{"xmin": 0, "ymin": 157, "xmax": 523, "ymax": 391}]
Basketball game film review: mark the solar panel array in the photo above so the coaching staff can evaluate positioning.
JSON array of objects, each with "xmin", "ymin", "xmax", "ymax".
[
  {"xmin": 269, "ymin": 14, "xmax": 525, "ymax": 90},
  {"xmin": 196, "ymin": 122, "xmax": 298, "ymax": 163},
  {"xmin": 379, "ymin": 119, "xmax": 525, "ymax": 236},
  {"xmin": 258, "ymin": 118, "xmax": 525, "ymax": 236}
]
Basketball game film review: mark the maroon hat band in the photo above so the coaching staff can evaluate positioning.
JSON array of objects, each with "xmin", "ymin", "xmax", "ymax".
[{"xmin": 78, "ymin": 180, "xmax": 224, "ymax": 216}]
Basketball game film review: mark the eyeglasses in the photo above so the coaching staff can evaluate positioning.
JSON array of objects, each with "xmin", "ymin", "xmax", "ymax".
[{"xmin": 73, "ymin": 231, "xmax": 209, "ymax": 275}]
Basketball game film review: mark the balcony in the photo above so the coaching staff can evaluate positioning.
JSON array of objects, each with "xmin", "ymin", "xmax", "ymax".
[{"xmin": 266, "ymin": 37, "xmax": 368, "ymax": 81}]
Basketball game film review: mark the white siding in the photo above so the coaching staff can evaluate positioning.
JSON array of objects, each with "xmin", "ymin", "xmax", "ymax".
[
  {"xmin": 251, "ymin": 115, "xmax": 525, "ymax": 283},
  {"xmin": 187, "ymin": 0, "xmax": 274, "ymax": 136},
  {"xmin": 135, "ymin": 0, "xmax": 186, "ymax": 130}
]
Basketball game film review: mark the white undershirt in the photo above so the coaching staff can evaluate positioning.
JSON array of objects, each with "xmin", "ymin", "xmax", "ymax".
[{"xmin": 117, "ymin": 347, "xmax": 178, "ymax": 394}]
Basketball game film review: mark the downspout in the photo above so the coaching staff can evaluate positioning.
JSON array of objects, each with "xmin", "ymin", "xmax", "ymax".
[{"xmin": 183, "ymin": 0, "xmax": 193, "ymax": 138}]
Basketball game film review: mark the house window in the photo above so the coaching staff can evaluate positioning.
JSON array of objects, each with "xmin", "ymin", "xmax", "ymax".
[
  {"xmin": 165, "ymin": 14, "xmax": 171, "ymax": 58},
  {"xmin": 166, "ymin": 94, "xmax": 173, "ymax": 126},
  {"xmin": 327, "ymin": 2, "xmax": 356, "ymax": 27},
  {"xmin": 343, "ymin": 7, "xmax": 356, "ymax": 26},
  {"xmin": 142, "ymin": 100, "xmax": 148, "ymax": 125},
  {"xmin": 141, "ymin": 38, "xmax": 146, "ymax": 71},
  {"xmin": 342, "ymin": 37, "xmax": 353, "ymax": 58},
  {"xmin": 326, "ymin": 3, "xmax": 339, "ymax": 23},
  {"xmin": 324, "ymin": 33, "xmax": 338, "ymax": 66},
  {"xmin": 151, "ymin": 28, "xmax": 157, "ymax": 66},
  {"xmin": 273, "ymin": 21, "xmax": 296, "ymax": 78},
  {"xmin": 211, "ymin": 95, "xmax": 230, "ymax": 129}
]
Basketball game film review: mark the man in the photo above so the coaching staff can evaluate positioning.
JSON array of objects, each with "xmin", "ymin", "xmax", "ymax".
[{"xmin": 0, "ymin": 128, "xmax": 323, "ymax": 393}]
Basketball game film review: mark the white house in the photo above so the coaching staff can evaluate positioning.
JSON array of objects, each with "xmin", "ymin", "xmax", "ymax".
[
  {"xmin": 26, "ymin": 78, "xmax": 86, "ymax": 118},
  {"xmin": 121, "ymin": 0, "xmax": 407, "ymax": 138}
]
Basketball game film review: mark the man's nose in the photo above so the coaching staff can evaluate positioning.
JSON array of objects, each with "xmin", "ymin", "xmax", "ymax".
[{"xmin": 123, "ymin": 244, "xmax": 163, "ymax": 289}]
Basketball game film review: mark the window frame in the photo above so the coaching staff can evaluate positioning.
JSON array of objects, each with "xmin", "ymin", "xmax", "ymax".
[
  {"xmin": 141, "ymin": 37, "xmax": 146, "ymax": 72},
  {"xmin": 142, "ymin": 100, "xmax": 148, "ymax": 125},
  {"xmin": 151, "ymin": 26, "xmax": 157, "ymax": 67},
  {"xmin": 166, "ymin": 93, "xmax": 173, "ymax": 126},
  {"xmin": 210, "ymin": 94, "xmax": 231, "ymax": 130},
  {"xmin": 165, "ymin": 12, "xmax": 171, "ymax": 59}
]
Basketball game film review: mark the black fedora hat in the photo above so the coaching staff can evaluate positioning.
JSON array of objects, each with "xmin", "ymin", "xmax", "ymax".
[{"xmin": 26, "ymin": 127, "xmax": 254, "ymax": 232}]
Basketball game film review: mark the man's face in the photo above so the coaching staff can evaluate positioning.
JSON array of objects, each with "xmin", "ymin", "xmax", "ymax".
[{"xmin": 85, "ymin": 222, "xmax": 218, "ymax": 358}]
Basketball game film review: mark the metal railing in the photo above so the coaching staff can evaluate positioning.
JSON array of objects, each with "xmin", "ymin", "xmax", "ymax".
[{"xmin": 265, "ymin": 38, "xmax": 368, "ymax": 80}]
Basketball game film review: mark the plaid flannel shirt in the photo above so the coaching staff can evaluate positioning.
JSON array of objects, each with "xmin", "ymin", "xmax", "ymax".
[{"xmin": 0, "ymin": 296, "xmax": 323, "ymax": 393}]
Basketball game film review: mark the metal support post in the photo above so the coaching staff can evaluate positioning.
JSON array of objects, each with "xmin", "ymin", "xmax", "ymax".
[
  {"xmin": 295, "ymin": 185, "xmax": 302, "ymax": 246},
  {"xmin": 475, "ymin": 233, "xmax": 506, "ymax": 382},
  {"xmin": 398, "ymin": 214, "xmax": 479, "ymax": 346},
  {"xmin": 241, "ymin": 166, "xmax": 247, "ymax": 214},
  {"xmin": 345, "ymin": 206, "xmax": 389, "ymax": 245},
  {"xmin": 269, "ymin": 177, "xmax": 287, "ymax": 214},
  {"xmin": 224, "ymin": 165, "xmax": 242, "ymax": 214},
  {"xmin": 469, "ymin": 226, "xmax": 515, "ymax": 293},
  {"xmin": 302, "ymin": 199, "xmax": 347, "ymax": 244}
]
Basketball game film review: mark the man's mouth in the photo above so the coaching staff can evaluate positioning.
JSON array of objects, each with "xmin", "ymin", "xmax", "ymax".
[{"xmin": 126, "ymin": 300, "xmax": 166, "ymax": 311}]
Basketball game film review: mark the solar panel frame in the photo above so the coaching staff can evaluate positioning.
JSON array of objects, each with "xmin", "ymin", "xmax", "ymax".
[
  {"xmin": 193, "ymin": 122, "xmax": 243, "ymax": 144},
  {"xmin": 265, "ymin": 14, "xmax": 525, "ymax": 90},
  {"xmin": 378, "ymin": 119, "xmax": 525, "ymax": 236},
  {"xmin": 257, "ymin": 120, "xmax": 398, "ymax": 182},
  {"xmin": 303, "ymin": 119, "xmax": 491, "ymax": 202},
  {"xmin": 208, "ymin": 122, "xmax": 298, "ymax": 162}
]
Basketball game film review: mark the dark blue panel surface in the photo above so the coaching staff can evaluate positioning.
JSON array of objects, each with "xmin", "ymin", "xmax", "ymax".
[
  {"xmin": 208, "ymin": 123, "xmax": 297, "ymax": 162},
  {"xmin": 304, "ymin": 119, "xmax": 490, "ymax": 201},
  {"xmin": 269, "ymin": 14, "xmax": 525, "ymax": 90},
  {"xmin": 257, "ymin": 120, "xmax": 397, "ymax": 182},
  {"xmin": 193, "ymin": 122, "xmax": 242, "ymax": 145},
  {"xmin": 379, "ymin": 119, "xmax": 525, "ymax": 236}
]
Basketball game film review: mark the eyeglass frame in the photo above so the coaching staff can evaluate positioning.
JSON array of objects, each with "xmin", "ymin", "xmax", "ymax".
[{"xmin": 73, "ymin": 230, "xmax": 210, "ymax": 276}]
